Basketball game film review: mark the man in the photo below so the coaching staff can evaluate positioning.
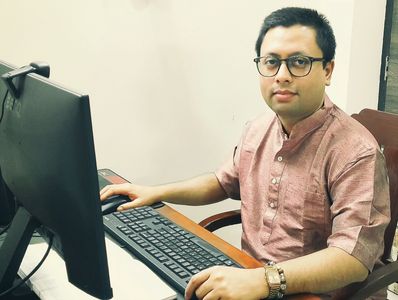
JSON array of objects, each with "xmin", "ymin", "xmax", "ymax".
[{"xmin": 100, "ymin": 7, "xmax": 390, "ymax": 299}]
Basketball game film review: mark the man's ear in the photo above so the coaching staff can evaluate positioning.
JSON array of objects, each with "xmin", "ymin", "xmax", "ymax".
[{"xmin": 324, "ymin": 60, "xmax": 335, "ymax": 86}]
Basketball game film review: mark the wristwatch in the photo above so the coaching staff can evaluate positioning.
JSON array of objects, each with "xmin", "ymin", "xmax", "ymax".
[{"xmin": 264, "ymin": 266, "xmax": 281, "ymax": 299}]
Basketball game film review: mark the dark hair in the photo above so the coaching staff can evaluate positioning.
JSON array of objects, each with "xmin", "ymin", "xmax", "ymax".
[{"xmin": 255, "ymin": 7, "xmax": 336, "ymax": 66}]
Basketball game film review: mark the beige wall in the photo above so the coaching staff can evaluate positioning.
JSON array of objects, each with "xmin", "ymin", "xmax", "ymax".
[
  {"xmin": 0, "ymin": 0, "xmax": 387, "ymax": 244},
  {"xmin": 345, "ymin": 0, "xmax": 387, "ymax": 114}
]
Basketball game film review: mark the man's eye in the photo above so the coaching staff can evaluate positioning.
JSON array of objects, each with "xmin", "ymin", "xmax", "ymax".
[
  {"xmin": 264, "ymin": 58, "xmax": 279, "ymax": 66},
  {"xmin": 291, "ymin": 57, "xmax": 309, "ymax": 67}
]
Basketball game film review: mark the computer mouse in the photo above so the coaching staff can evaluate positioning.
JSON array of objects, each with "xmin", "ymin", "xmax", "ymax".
[
  {"xmin": 101, "ymin": 196, "xmax": 129, "ymax": 215},
  {"xmin": 188, "ymin": 294, "xmax": 199, "ymax": 300}
]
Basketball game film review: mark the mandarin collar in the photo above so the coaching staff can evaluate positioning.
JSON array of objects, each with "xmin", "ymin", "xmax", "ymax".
[{"xmin": 276, "ymin": 94, "xmax": 333, "ymax": 143}]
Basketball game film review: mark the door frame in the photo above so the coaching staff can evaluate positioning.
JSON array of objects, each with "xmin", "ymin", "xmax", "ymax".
[{"xmin": 378, "ymin": 0, "xmax": 395, "ymax": 111}]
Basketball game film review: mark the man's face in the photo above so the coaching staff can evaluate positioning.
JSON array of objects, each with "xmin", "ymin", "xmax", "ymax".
[{"xmin": 259, "ymin": 25, "xmax": 334, "ymax": 128}]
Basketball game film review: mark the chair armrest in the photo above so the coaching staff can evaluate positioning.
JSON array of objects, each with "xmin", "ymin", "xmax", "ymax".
[
  {"xmin": 198, "ymin": 209, "xmax": 241, "ymax": 232},
  {"xmin": 349, "ymin": 260, "xmax": 398, "ymax": 300}
]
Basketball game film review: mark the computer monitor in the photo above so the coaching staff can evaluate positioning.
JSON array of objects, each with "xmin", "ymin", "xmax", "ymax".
[
  {"xmin": 0, "ymin": 60, "xmax": 113, "ymax": 299},
  {"xmin": 0, "ymin": 169, "xmax": 15, "ymax": 226}
]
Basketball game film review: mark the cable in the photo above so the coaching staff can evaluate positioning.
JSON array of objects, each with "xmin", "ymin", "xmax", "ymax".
[
  {"xmin": 0, "ymin": 90, "xmax": 9, "ymax": 124},
  {"xmin": 0, "ymin": 234, "xmax": 54, "ymax": 298}
]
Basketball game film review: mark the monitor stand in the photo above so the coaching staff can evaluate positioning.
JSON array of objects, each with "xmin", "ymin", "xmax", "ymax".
[
  {"xmin": 0, "ymin": 207, "xmax": 39, "ymax": 292},
  {"xmin": 0, "ymin": 170, "xmax": 16, "ymax": 225}
]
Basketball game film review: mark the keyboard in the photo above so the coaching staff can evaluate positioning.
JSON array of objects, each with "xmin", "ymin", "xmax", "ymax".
[{"xmin": 103, "ymin": 206, "xmax": 241, "ymax": 295}]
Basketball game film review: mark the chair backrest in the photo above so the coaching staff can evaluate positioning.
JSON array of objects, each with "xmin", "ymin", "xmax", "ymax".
[{"xmin": 351, "ymin": 108, "xmax": 398, "ymax": 263}]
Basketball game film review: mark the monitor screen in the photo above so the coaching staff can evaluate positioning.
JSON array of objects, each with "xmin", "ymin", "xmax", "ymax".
[{"xmin": 0, "ymin": 60, "xmax": 112, "ymax": 299}]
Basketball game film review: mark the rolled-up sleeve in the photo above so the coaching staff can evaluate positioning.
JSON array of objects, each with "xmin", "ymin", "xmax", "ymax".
[
  {"xmin": 215, "ymin": 121, "xmax": 255, "ymax": 201},
  {"xmin": 215, "ymin": 144, "xmax": 241, "ymax": 200},
  {"xmin": 327, "ymin": 148, "xmax": 390, "ymax": 271}
]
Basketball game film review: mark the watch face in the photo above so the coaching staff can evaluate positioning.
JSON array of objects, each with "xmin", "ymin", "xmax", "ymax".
[
  {"xmin": 269, "ymin": 272, "xmax": 280, "ymax": 283},
  {"xmin": 265, "ymin": 266, "xmax": 281, "ymax": 298},
  {"xmin": 266, "ymin": 269, "xmax": 280, "ymax": 284}
]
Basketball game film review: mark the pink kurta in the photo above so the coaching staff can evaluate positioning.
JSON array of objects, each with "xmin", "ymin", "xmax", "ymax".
[{"xmin": 216, "ymin": 96, "xmax": 390, "ymax": 299}]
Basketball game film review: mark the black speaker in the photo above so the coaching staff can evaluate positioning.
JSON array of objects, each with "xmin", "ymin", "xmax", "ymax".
[{"xmin": 0, "ymin": 169, "xmax": 16, "ymax": 225}]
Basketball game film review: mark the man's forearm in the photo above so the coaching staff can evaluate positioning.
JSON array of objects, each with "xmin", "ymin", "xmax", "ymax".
[
  {"xmin": 278, "ymin": 247, "xmax": 368, "ymax": 294},
  {"xmin": 157, "ymin": 173, "xmax": 228, "ymax": 206}
]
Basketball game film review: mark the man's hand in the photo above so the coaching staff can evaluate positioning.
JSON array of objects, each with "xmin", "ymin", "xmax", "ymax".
[
  {"xmin": 100, "ymin": 183, "xmax": 162, "ymax": 211},
  {"xmin": 100, "ymin": 173, "xmax": 227, "ymax": 211},
  {"xmin": 185, "ymin": 266, "xmax": 267, "ymax": 300}
]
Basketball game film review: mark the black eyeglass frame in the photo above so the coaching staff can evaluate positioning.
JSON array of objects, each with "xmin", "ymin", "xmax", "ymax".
[{"xmin": 253, "ymin": 55, "xmax": 325, "ymax": 77}]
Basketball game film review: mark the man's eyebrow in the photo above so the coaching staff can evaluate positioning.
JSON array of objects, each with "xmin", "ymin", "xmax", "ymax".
[
  {"xmin": 260, "ymin": 51, "xmax": 307, "ymax": 58},
  {"xmin": 289, "ymin": 51, "xmax": 307, "ymax": 56},
  {"xmin": 260, "ymin": 52, "xmax": 281, "ymax": 58}
]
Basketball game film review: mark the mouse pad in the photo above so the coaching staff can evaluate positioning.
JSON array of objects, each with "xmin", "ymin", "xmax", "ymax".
[
  {"xmin": 97, "ymin": 168, "xmax": 130, "ymax": 189},
  {"xmin": 97, "ymin": 169, "xmax": 164, "ymax": 209}
]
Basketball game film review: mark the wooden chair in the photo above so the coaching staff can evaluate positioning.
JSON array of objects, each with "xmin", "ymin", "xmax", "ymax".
[{"xmin": 198, "ymin": 108, "xmax": 398, "ymax": 299}]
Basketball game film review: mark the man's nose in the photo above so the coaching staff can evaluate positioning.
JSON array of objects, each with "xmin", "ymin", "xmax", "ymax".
[{"xmin": 275, "ymin": 62, "xmax": 292, "ymax": 82}]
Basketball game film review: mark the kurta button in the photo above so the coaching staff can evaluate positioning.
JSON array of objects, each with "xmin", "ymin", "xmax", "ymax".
[
  {"xmin": 271, "ymin": 178, "xmax": 277, "ymax": 184},
  {"xmin": 277, "ymin": 156, "xmax": 283, "ymax": 162},
  {"xmin": 269, "ymin": 202, "xmax": 276, "ymax": 208}
]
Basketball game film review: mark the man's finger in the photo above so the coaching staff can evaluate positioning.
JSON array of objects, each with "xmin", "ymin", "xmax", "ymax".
[
  {"xmin": 99, "ymin": 185, "xmax": 111, "ymax": 195},
  {"xmin": 185, "ymin": 270, "xmax": 211, "ymax": 300},
  {"xmin": 117, "ymin": 197, "xmax": 143, "ymax": 211},
  {"xmin": 100, "ymin": 184, "xmax": 133, "ymax": 201}
]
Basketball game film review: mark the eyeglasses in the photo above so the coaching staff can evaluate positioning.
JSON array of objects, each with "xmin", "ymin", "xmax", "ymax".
[{"xmin": 253, "ymin": 55, "xmax": 324, "ymax": 77}]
